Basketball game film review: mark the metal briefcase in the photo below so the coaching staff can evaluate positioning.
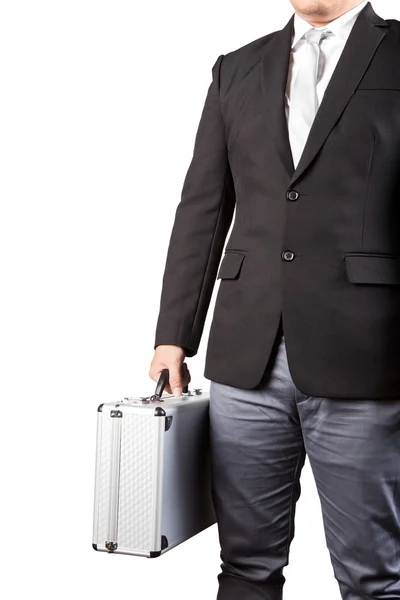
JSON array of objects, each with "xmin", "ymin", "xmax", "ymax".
[{"xmin": 92, "ymin": 369, "xmax": 216, "ymax": 557}]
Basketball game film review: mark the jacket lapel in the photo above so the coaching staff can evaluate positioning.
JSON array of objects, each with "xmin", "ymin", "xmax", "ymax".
[
  {"xmin": 261, "ymin": 13, "xmax": 295, "ymax": 180},
  {"xmin": 261, "ymin": 1, "xmax": 388, "ymax": 188}
]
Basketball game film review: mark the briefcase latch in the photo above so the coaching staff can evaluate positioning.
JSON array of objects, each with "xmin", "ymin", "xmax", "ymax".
[{"xmin": 143, "ymin": 394, "xmax": 164, "ymax": 403}]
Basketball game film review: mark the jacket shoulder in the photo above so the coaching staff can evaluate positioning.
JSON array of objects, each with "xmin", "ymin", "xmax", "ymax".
[
  {"xmin": 224, "ymin": 30, "xmax": 276, "ymax": 60},
  {"xmin": 386, "ymin": 17, "xmax": 400, "ymax": 26},
  {"xmin": 380, "ymin": 18, "xmax": 400, "ymax": 48},
  {"xmin": 218, "ymin": 30, "xmax": 278, "ymax": 91},
  {"xmin": 385, "ymin": 18, "xmax": 400, "ymax": 34}
]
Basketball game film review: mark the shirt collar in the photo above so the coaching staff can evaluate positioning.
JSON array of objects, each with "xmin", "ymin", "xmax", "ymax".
[{"xmin": 291, "ymin": 0, "xmax": 369, "ymax": 49}]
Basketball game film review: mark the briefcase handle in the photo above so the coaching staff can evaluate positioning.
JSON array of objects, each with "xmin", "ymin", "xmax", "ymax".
[{"xmin": 154, "ymin": 368, "xmax": 189, "ymax": 399}]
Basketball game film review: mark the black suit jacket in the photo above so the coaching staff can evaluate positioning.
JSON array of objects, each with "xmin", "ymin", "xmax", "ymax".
[{"xmin": 154, "ymin": 1, "xmax": 400, "ymax": 398}]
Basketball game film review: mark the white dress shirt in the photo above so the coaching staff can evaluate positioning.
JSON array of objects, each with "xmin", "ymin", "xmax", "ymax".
[{"xmin": 285, "ymin": 0, "xmax": 369, "ymax": 168}]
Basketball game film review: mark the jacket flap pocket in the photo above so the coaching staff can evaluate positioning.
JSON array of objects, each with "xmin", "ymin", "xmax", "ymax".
[
  {"xmin": 344, "ymin": 254, "xmax": 400, "ymax": 285},
  {"xmin": 217, "ymin": 252, "xmax": 245, "ymax": 280}
]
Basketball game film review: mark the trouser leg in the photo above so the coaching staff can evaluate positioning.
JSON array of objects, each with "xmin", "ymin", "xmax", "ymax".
[
  {"xmin": 209, "ymin": 332, "xmax": 306, "ymax": 600},
  {"xmin": 297, "ymin": 393, "xmax": 400, "ymax": 600}
]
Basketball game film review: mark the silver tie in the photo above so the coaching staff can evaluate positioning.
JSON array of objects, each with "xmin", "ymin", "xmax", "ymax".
[{"xmin": 288, "ymin": 27, "xmax": 331, "ymax": 168}]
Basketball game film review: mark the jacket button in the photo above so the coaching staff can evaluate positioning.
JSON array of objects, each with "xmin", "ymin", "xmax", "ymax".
[
  {"xmin": 282, "ymin": 250, "xmax": 295, "ymax": 261},
  {"xmin": 286, "ymin": 190, "xmax": 299, "ymax": 201}
]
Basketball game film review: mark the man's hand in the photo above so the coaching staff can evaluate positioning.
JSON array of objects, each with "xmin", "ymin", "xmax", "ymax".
[{"xmin": 149, "ymin": 345, "xmax": 191, "ymax": 397}]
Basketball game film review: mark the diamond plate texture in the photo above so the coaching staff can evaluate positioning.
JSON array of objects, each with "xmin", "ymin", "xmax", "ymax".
[
  {"xmin": 95, "ymin": 412, "xmax": 113, "ymax": 546},
  {"xmin": 93, "ymin": 409, "xmax": 159, "ymax": 553},
  {"xmin": 117, "ymin": 413, "xmax": 157, "ymax": 551}
]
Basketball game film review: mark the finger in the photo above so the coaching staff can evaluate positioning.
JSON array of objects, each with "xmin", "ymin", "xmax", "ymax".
[{"xmin": 169, "ymin": 363, "xmax": 183, "ymax": 397}]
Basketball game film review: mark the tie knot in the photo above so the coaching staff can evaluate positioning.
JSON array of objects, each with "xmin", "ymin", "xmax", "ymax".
[{"xmin": 305, "ymin": 27, "xmax": 331, "ymax": 45}]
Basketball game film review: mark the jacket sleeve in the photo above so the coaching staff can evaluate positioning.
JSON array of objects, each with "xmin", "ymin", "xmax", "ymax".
[{"xmin": 153, "ymin": 53, "xmax": 236, "ymax": 358}]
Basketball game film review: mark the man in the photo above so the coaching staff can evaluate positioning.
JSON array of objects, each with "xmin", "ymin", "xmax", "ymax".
[{"xmin": 150, "ymin": 1, "xmax": 400, "ymax": 598}]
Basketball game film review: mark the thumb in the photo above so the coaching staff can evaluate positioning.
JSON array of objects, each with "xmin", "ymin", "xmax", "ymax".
[{"xmin": 168, "ymin": 365, "xmax": 182, "ymax": 398}]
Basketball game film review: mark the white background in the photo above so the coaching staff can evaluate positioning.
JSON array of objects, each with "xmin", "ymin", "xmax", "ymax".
[{"xmin": 1, "ymin": 1, "xmax": 398, "ymax": 598}]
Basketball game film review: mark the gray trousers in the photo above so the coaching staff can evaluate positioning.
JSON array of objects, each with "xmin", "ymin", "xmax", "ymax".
[{"xmin": 209, "ymin": 329, "xmax": 400, "ymax": 600}]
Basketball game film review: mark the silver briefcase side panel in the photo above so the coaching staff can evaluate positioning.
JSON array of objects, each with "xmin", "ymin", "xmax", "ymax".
[{"xmin": 92, "ymin": 391, "xmax": 216, "ymax": 557}]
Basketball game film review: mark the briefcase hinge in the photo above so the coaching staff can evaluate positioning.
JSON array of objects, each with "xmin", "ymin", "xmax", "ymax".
[
  {"xmin": 110, "ymin": 410, "xmax": 123, "ymax": 418},
  {"xmin": 105, "ymin": 541, "xmax": 118, "ymax": 553},
  {"xmin": 141, "ymin": 394, "xmax": 165, "ymax": 403}
]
